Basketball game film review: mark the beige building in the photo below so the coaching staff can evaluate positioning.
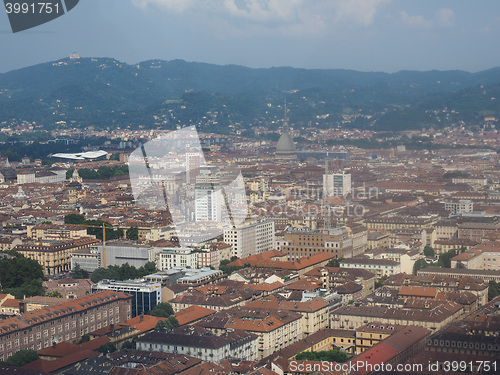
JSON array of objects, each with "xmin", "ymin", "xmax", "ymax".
[
  {"xmin": 198, "ymin": 307, "xmax": 303, "ymax": 359},
  {"xmin": 245, "ymin": 296, "xmax": 330, "ymax": 336},
  {"xmin": 283, "ymin": 227, "xmax": 354, "ymax": 261},
  {"xmin": 331, "ymin": 301, "xmax": 464, "ymax": 333},
  {"xmin": 15, "ymin": 237, "xmax": 100, "ymax": 276},
  {"xmin": 27, "ymin": 224, "xmax": 88, "ymax": 241}
]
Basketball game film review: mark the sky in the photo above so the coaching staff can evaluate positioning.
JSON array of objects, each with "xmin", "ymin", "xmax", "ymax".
[{"xmin": 1, "ymin": 0, "xmax": 500, "ymax": 73}]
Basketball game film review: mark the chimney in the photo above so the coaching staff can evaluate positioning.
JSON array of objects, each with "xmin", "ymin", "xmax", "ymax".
[
  {"xmin": 140, "ymin": 312, "xmax": 144, "ymax": 322},
  {"xmin": 52, "ymin": 342, "xmax": 56, "ymax": 349}
]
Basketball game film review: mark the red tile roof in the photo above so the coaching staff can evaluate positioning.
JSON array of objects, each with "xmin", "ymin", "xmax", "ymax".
[{"xmin": 175, "ymin": 305, "xmax": 216, "ymax": 326}]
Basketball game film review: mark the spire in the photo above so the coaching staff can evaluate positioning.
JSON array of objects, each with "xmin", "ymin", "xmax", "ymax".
[{"xmin": 283, "ymin": 99, "xmax": 289, "ymax": 131}]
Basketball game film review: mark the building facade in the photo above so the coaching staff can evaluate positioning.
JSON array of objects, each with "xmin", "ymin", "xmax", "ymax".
[
  {"xmin": 0, "ymin": 291, "xmax": 131, "ymax": 362},
  {"xmin": 224, "ymin": 219, "xmax": 275, "ymax": 259},
  {"xmin": 91, "ymin": 280, "xmax": 161, "ymax": 317}
]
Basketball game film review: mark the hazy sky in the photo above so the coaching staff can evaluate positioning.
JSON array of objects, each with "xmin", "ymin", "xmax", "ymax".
[{"xmin": 1, "ymin": 0, "xmax": 500, "ymax": 73}]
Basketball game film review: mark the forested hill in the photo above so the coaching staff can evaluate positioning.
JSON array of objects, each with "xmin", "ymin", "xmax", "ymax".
[{"xmin": 1, "ymin": 57, "xmax": 500, "ymax": 132}]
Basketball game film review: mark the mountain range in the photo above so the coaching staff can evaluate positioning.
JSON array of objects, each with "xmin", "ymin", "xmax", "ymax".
[{"xmin": 1, "ymin": 57, "xmax": 500, "ymax": 132}]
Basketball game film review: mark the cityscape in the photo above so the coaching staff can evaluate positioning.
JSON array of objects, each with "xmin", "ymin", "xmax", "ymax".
[{"xmin": 1, "ymin": 2, "xmax": 500, "ymax": 374}]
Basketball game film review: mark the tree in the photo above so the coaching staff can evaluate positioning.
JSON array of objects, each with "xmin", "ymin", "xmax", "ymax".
[
  {"xmin": 295, "ymin": 350, "xmax": 348, "ymax": 363},
  {"xmin": 64, "ymin": 213, "xmax": 86, "ymax": 225},
  {"xmin": 156, "ymin": 316, "xmax": 180, "ymax": 330},
  {"xmin": 126, "ymin": 226, "xmax": 139, "ymax": 240},
  {"xmin": 46, "ymin": 291, "xmax": 63, "ymax": 298},
  {"xmin": 149, "ymin": 303, "xmax": 174, "ymax": 318},
  {"xmin": 489, "ymin": 281, "xmax": 500, "ymax": 301},
  {"xmin": 437, "ymin": 249, "xmax": 458, "ymax": 268},
  {"xmin": 413, "ymin": 259, "xmax": 429, "ymax": 275},
  {"xmin": 375, "ymin": 275, "xmax": 388, "ymax": 289},
  {"xmin": 423, "ymin": 245, "xmax": 435, "ymax": 257},
  {"xmin": 3, "ymin": 350, "xmax": 39, "ymax": 367},
  {"xmin": 0, "ymin": 252, "xmax": 44, "ymax": 290},
  {"xmin": 97, "ymin": 342, "xmax": 117, "ymax": 354},
  {"xmin": 72, "ymin": 263, "xmax": 88, "ymax": 279},
  {"xmin": 326, "ymin": 258, "xmax": 343, "ymax": 267},
  {"xmin": 121, "ymin": 340, "xmax": 136, "ymax": 350}
]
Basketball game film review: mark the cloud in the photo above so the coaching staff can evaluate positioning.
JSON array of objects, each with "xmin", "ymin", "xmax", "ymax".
[
  {"xmin": 435, "ymin": 8, "xmax": 455, "ymax": 28},
  {"xmin": 400, "ymin": 11, "xmax": 432, "ymax": 28},
  {"xmin": 400, "ymin": 8, "xmax": 455, "ymax": 29},
  {"xmin": 334, "ymin": 0, "xmax": 391, "ymax": 27},
  {"xmin": 131, "ymin": 0, "xmax": 391, "ymax": 34}
]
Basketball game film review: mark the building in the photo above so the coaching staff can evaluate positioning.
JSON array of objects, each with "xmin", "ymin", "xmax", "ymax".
[
  {"xmin": 91, "ymin": 279, "xmax": 161, "ymax": 317},
  {"xmin": 355, "ymin": 322, "xmax": 406, "ymax": 354},
  {"xmin": 43, "ymin": 278, "xmax": 93, "ymax": 300},
  {"xmin": 457, "ymin": 220, "xmax": 500, "ymax": 242},
  {"xmin": 197, "ymin": 244, "xmax": 221, "ymax": 269},
  {"xmin": 245, "ymin": 295, "xmax": 329, "ymax": 336},
  {"xmin": 444, "ymin": 199, "xmax": 473, "ymax": 215},
  {"xmin": 340, "ymin": 257, "xmax": 401, "ymax": 278},
  {"xmin": 195, "ymin": 181, "xmax": 222, "ymax": 222},
  {"xmin": 282, "ymin": 227, "xmax": 354, "ymax": 261},
  {"xmin": 364, "ymin": 216, "xmax": 436, "ymax": 231},
  {"xmin": 27, "ymin": 224, "xmax": 88, "ymax": 241},
  {"xmin": 224, "ymin": 219, "xmax": 275, "ymax": 258},
  {"xmin": 0, "ymin": 291, "xmax": 131, "ymax": 362},
  {"xmin": 331, "ymin": 300, "xmax": 464, "ymax": 332},
  {"xmin": 323, "ymin": 172, "xmax": 351, "ymax": 198},
  {"xmin": 418, "ymin": 266, "xmax": 500, "ymax": 283},
  {"xmin": 364, "ymin": 248, "xmax": 420, "ymax": 274},
  {"xmin": 137, "ymin": 325, "xmax": 258, "ymax": 362},
  {"xmin": 275, "ymin": 108, "xmax": 297, "ymax": 161},
  {"xmin": 96, "ymin": 241, "xmax": 153, "ymax": 268},
  {"xmin": 450, "ymin": 243, "xmax": 500, "ymax": 271},
  {"xmin": 349, "ymin": 325, "xmax": 430, "ymax": 375},
  {"xmin": 70, "ymin": 247, "xmax": 101, "ymax": 272},
  {"xmin": 14, "ymin": 237, "xmax": 100, "ymax": 276},
  {"xmin": 197, "ymin": 306, "xmax": 303, "ymax": 359},
  {"xmin": 157, "ymin": 247, "xmax": 198, "ymax": 271},
  {"xmin": 186, "ymin": 151, "xmax": 202, "ymax": 184},
  {"xmin": 169, "ymin": 281, "xmax": 260, "ymax": 313},
  {"xmin": 367, "ymin": 231, "xmax": 391, "ymax": 250}
]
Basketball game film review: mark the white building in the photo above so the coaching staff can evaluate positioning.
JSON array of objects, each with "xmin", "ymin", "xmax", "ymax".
[
  {"xmin": 157, "ymin": 247, "xmax": 198, "ymax": 270},
  {"xmin": 323, "ymin": 171, "xmax": 351, "ymax": 198},
  {"xmin": 224, "ymin": 219, "xmax": 275, "ymax": 259},
  {"xmin": 195, "ymin": 181, "xmax": 222, "ymax": 222},
  {"xmin": 445, "ymin": 200, "xmax": 473, "ymax": 216},
  {"xmin": 137, "ymin": 326, "xmax": 258, "ymax": 362}
]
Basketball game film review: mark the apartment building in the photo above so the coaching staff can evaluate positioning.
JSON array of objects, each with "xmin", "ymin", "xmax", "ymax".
[
  {"xmin": 197, "ymin": 307, "xmax": 303, "ymax": 359},
  {"xmin": 245, "ymin": 295, "xmax": 329, "ymax": 336},
  {"xmin": 27, "ymin": 224, "xmax": 88, "ymax": 241},
  {"xmin": 282, "ymin": 227, "xmax": 354, "ymax": 261},
  {"xmin": 137, "ymin": 325, "xmax": 258, "ymax": 362},
  {"xmin": 340, "ymin": 258, "xmax": 401, "ymax": 278},
  {"xmin": 157, "ymin": 247, "xmax": 198, "ymax": 270},
  {"xmin": 224, "ymin": 219, "xmax": 275, "ymax": 259},
  {"xmin": 14, "ymin": 237, "xmax": 100, "ymax": 276},
  {"xmin": 0, "ymin": 291, "xmax": 131, "ymax": 362}
]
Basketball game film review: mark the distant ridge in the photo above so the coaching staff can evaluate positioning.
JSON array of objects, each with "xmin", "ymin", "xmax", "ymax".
[{"xmin": 1, "ymin": 57, "xmax": 500, "ymax": 131}]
